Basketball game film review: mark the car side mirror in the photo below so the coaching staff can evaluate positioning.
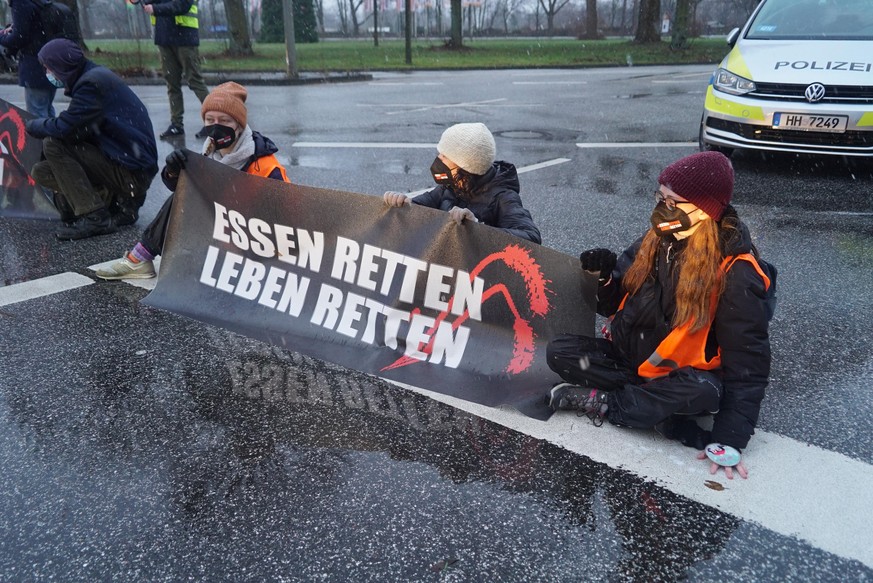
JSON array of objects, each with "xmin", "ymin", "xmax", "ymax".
[{"xmin": 726, "ymin": 27, "xmax": 740, "ymax": 47}]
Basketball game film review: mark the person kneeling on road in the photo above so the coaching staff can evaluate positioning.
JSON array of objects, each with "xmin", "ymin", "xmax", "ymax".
[
  {"xmin": 546, "ymin": 151, "xmax": 777, "ymax": 480},
  {"xmin": 96, "ymin": 82, "xmax": 290, "ymax": 281},
  {"xmin": 383, "ymin": 122, "xmax": 541, "ymax": 244},
  {"xmin": 25, "ymin": 39, "xmax": 158, "ymax": 240}
]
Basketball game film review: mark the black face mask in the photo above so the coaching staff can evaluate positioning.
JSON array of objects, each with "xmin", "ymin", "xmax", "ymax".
[
  {"xmin": 650, "ymin": 201, "xmax": 693, "ymax": 237},
  {"xmin": 430, "ymin": 157, "xmax": 454, "ymax": 186},
  {"xmin": 203, "ymin": 123, "xmax": 237, "ymax": 149}
]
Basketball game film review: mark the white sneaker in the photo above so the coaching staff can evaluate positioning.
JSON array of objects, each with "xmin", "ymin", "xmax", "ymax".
[{"xmin": 95, "ymin": 257, "xmax": 156, "ymax": 280}]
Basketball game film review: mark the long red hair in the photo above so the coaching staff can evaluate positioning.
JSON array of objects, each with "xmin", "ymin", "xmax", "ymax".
[{"xmin": 622, "ymin": 217, "xmax": 736, "ymax": 332}]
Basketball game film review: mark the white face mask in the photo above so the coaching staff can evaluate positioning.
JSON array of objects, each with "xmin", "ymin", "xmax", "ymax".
[{"xmin": 671, "ymin": 204, "xmax": 710, "ymax": 240}]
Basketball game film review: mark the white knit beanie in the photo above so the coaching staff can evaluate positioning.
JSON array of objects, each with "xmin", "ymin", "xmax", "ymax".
[{"xmin": 437, "ymin": 123, "xmax": 496, "ymax": 176}]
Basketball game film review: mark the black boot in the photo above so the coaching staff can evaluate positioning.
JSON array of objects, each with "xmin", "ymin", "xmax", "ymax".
[
  {"xmin": 56, "ymin": 208, "xmax": 118, "ymax": 240},
  {"xmin": 49, "ymin": 190, "xmax": 76, "ymax": 223},
  {"xmin": 108, "ymin": 198, "xmax": 139, "ymax": 227}
]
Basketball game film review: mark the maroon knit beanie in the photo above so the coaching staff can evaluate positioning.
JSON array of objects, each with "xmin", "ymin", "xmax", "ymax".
[{"xmin": 658, "ymin": 151, "xmax": 734, "ymax": 220}]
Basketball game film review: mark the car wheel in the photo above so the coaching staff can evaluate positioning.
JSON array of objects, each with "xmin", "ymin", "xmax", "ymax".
[{"xmin": 698, "ymin": 119, "xmax": 734, "ymax": 158}]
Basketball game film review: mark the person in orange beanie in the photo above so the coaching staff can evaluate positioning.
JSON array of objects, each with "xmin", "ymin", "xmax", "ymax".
[{"xmin": 97, "ymin": 82, "xmax": 289, "ymax": 280}]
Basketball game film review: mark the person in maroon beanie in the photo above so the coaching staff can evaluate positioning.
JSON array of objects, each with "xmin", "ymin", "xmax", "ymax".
[{"xmin": 545, "ymin": 151, "xmax": 777, "ymax": 480}]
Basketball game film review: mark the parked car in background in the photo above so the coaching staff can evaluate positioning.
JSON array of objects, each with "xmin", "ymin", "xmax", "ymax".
[{"xmin": 699, "ymin": 0, "xmax": 873, "ymax": 157}]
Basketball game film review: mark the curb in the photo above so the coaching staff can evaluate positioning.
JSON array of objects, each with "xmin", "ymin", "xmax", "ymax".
[{"xmin": 0, "ymin": 71, "xmax": 373, "ymax": 86}]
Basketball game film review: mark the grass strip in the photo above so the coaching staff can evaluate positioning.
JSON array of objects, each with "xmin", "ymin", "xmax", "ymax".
[{"xmin": 87, "ymin": 37, "xmax": 728, "ymax": 74}]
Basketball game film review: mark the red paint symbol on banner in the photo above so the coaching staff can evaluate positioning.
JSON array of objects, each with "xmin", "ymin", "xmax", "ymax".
[
  {"xmin": 0, "ymin": 107, "xmax": 36, "ymax": 187},
  {"xmin": 381, "ymin": 243, "xmax": 551, "ymax": 375}
]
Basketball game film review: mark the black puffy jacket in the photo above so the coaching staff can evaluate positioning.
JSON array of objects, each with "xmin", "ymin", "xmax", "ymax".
[
  {"xmin": 596, "ymin": 209, "xmax": 776, "ymax": 450},
  {"xmin": 411, "ymin": 161, "xmax": 542, "ymax": 244}
]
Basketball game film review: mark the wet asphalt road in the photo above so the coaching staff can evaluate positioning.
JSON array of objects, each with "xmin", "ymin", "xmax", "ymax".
[{"xmin": 1, "ymin": 66, "xmax": 872, "ymax": 581}]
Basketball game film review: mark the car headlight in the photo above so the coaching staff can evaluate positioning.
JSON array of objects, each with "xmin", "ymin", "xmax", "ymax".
[{"xmin": 713, "ymin": 68, "xmax": 756, "ymax": 95}]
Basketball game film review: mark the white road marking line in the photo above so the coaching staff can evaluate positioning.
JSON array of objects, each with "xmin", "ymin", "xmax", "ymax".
[
  {"xmin": 405, "ymin": 158, "xmax": 571, "ymax": 196},
  {"xmin": 517, "ymin": 157, "xmax": 572, "ymax": 173},
  {"xmin": 577, "ymin": 142, "xmax": 698, "ymax": 148},
  {"xmin": 0, "ymin": 272, "xmax": 93, "ymax": 307},
  {"xmin": 393, "ymin": 381, "xmax": 873, "ymax": 569},
  {"xmin": 356, "ymin": 100, "xmax": 544, "ymax": 116},
  {"xmin": 510, "ymin": 70, "xmax": 592, "ymax": 77},
  {"xmin": 368, "ymin": 82, "xmax": 445, "ymax": 86},
  {"xmin": 652, "ymin": 71, "xmax": 712, "ymax": 81},
  {"xmin": 512, "ymin": 81, "xmax": 588, "ymax": 85},
  {"xmin": 293, "ymin": 142, "xmax": 436, "ymax": 149}
]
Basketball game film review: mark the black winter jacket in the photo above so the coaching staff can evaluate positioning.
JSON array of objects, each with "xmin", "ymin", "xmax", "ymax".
[
  {"xmin": 0, "ymin": 0, "xmax": 54, "ymax": 89},
  {"xmin": 412, "ymin": 161, "xmax": 541, "ymax": 244},
  {"xmin": 25, "ymin": 60, "xmax": 159, "ymax": 175},
  {"xmin": 596, "ymin": 210, "xmax": 775, "ymax": 450},
  {"xmin": 149, "ymin": 0, "xmax": 200, "ymax": 47}
]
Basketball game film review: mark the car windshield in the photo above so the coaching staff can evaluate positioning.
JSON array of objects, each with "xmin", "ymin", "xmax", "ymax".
[{"xmin": 746, "ymin": 0, "xmax": 873, "ymax": 40}]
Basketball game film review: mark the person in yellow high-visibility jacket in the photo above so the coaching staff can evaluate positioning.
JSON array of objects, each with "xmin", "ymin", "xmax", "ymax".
[{"xmin": 142, "ymin": 0, "xmax": 209, "ymax": 139}]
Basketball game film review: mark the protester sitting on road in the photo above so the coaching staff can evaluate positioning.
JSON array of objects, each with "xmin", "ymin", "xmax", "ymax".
[
  {"xmin": 96, "ymin": 82, "xmax": 290, "ymax": 281},
  {"xmin": 383, "ymin": 122, "xmax": 541, "ymax": 244},
  {"xmin": 24, "ymin": 39, "xmax": 158, "ymax": 240},
  {"xmin": 545, "ymin": 151, "xmax": 777, "ymax": 480}
]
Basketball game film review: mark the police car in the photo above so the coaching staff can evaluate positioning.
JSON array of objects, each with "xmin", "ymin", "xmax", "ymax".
[{"xmin": 699, "ymin": 0, "xmax": 873, "ymax": 157}]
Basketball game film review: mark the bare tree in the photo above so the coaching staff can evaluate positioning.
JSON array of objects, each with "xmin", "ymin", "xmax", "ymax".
[
  {"xmin": 498, "ymin": 0, "xmax": 524, "ymax": 32},
  {"xmin": 579, "ymin": 0, "xmax": 600, "ymax": 38},
  {"xmin": 536, "ymin": 0, "xmax": 571, "ymax": 35},
  {"xmin": 313, "ymin": 0, "xmax": 325, "ymax": 31},
  {"xmin": 336, "ymin": 0, "xmax": 349, "ymax": 35},
  {"xmin": 670, "ymin": 0, "xmax": 691, "ymax": 48},
  {"xmin": 348, "ymin": 0, "xmax": 364, "ymax": 35},
  {"xmin": 633, "ymin": 0, "xmax": 660, "ymax": 43},
  {"xmin": 223, "ymin": 0, "xmax": 254, "ymax": 55},
  {"xmin": 449, "ymin": 0, "xmax": 462, "ymax": 47}
]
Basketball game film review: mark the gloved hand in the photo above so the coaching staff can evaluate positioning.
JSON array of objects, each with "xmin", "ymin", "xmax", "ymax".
[
  {"xmin": 449, "ymin": 206, "xmax": 477, "ymax": 224},
  {"xmin": 164, "ymin": 149, "xmax": 187, "ymax": 177},
  {"xmin": 579, "ymin": 248, "xmax": 616, "ymax": 280},
  {"xmin": 383, "ymin": 191, "xmax": 410, "ymax": 207},
  {"xmin": 24, "ymin": 119, "xmax": 40, "ymax": 136}
]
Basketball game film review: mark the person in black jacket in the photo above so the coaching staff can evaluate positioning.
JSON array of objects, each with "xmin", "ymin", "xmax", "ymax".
[
  {"xmin": 383, "ymin": 122, "xmax": 541, "ymax": 244},
  {"xmin": 141, "ymin": 0, "xmax": 209, "ymax": 139},
  {"xmin": 25, "ymin": 39, "xmax": 158, "ymax": 240},
  {"xmin": 546, "ymin": 151, "xmax": 776, "ymax": 480},
  {"xmin": 96, "ymin": 82, "xmax": 290, "ymax": 281},
  {"xmin": 0, "ymin": 0, "xmax": 61, "ymax": 117}
]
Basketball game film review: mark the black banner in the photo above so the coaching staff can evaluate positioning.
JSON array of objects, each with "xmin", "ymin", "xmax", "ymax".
[
  {"xmin": 0, "ymin": 98, "xmax": 58, "ymax": 220},
  {"xmin": 143, "ymin": 154, "xmax": 597, "ymax": 418}
]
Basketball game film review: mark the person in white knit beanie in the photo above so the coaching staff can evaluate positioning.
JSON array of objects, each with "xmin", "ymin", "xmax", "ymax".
[{"xmin": 383, "ymin": 122, "xmax": 541, "ymax": 244}]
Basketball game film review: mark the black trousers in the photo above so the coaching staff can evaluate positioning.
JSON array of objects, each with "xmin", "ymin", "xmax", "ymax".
[
  {"xmin": 547, "ymin": 334, "xmax": 723, "ymax": 430},
  {"xmin": 141, "ymin": 193, "xmax": 175, "ymax": 257},
  {"xmin": 31, "ymin": 138, "xmax": 153, "ymax": 218}
]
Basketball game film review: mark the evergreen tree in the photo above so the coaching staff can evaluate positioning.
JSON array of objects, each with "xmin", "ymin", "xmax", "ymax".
[{"xmin": 260, "ymin": 0, "xmax": 319, "ymax": 43}]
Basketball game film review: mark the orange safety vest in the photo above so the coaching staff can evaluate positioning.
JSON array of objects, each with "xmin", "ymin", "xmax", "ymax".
[
  {"xmin": 245, "ymin": 154, "xmax": 290, "ymax": 183},
  {"xmin": 620, "ymin": 253, "xmax": 772, "ymax": 379}
]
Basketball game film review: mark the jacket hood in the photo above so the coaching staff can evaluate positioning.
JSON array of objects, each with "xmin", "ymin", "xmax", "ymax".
[
  {"xmin": 463, "ymin": 160, "xmax": 519, "ymax": 200},
  {"xmin": 37, "ymin": 38, "xmax": 85, "ymax": 87},
  {"xmin": 252, "ymin": 130, "xmax": 279, "ymax": 158}
]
